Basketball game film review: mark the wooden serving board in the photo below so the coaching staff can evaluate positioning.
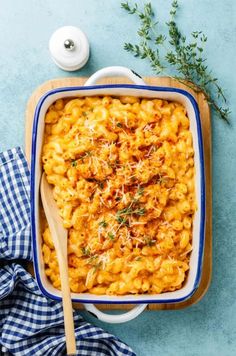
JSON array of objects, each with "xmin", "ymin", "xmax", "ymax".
[{"xmin": 25, "ymin": 76, "xmax": 212, "ymax": 311}]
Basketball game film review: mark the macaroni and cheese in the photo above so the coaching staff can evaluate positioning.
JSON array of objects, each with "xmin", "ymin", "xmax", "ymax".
[{"xmin": 42, "ymin": 95, "xmax": 196, "ymax": 295}]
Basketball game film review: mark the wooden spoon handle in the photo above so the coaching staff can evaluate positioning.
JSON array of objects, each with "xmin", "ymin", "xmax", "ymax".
[
  {"xmin": 57, "ymin": 249, "xmax": 76, "ymax": 355},
  {"xmin": 40, "ymin": 174, "xmax": 76, "ymax": 354}
]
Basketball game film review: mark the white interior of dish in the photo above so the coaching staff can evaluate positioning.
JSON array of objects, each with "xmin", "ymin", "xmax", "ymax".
[{"xmin": 32, "ymin": 86, "xmax": 205, "ymax": 303}]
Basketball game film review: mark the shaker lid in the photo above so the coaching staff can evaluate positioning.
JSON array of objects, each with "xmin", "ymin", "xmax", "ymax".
[{"xmin": 49, "ymin": 26, "xmax": 90, "ymax": 71}]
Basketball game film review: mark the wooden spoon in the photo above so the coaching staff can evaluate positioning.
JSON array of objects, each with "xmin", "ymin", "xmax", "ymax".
[{"xmin": 40, "ymin": 173, "xmax": 76, "ymax": 356}]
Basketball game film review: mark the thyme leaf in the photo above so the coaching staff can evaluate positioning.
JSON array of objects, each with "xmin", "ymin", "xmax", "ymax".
[
  {"xmin": 99, "ymin": 220, "xmax": 108, "ymax": 228},
  {"xmin": 108, "ymin": 232, "xmax": 115, "ymax": 240},
  {"xmin": 81, "ymin": 246, "xmax": 91, "ymax": 257},
  {"xmin": 71, "ymin": 160, "xmax": 77, "ymax": 167},
  {"xmin": 144, "ymin": 236, "xmax": 156, "ymax": 246},
  {"xmin": 116, "ymin": 215, "xmax": 129, "ymax": 225}
]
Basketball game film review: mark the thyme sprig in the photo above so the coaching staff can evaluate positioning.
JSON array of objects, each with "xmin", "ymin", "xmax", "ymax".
[
  {"xmin": 121, "ymin": 0, "xmax": 230, "ymax": 122},
  {"xmin": 71, "ymin": 151, "xmax": 92, "ymax": 166},
  {"xmin": 117, "ymin": 206, "xmax": 146, "ymax": 219},
  {"xmin": 81, "ymin": 247, "xmax": 102, "ymax": 270},
  {"xmin": 116, "ymin": 186, "xmax": 146, "ymax": 224},
  {"xmin": 81, "ymin": 246, "xmax": 91, "ymax": 257}
]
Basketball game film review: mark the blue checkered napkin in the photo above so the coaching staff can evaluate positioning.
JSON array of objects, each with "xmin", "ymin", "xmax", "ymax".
[
  {"xmin": 0, "ymin": 147, "xmax": 31, "ymax": 261},
  {"xmin": 0, "ymin": 264, "xmax": 135, "ymax": 356},
  {"xmin": 0, "ymin": 147, "xmax": 136, "ymax": 356}
]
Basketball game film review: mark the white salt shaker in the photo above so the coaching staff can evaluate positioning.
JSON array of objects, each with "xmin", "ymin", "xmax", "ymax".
[{"xmin": 49, "ymin": 26, "xmax": 90, "ymax": 71}]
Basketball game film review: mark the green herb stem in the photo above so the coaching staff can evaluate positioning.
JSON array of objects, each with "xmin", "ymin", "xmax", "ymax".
[{"xmin": 121, "ymin": 0, "xmax": 230, "ymax": 123}]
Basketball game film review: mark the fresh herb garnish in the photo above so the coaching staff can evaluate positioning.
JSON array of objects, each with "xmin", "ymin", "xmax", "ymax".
[
  {"xmin": 121, "ymin": 0, "xmax": 230, "ymax": 122},
  {"xmin": 116, "ymin": 216, "xmax": 128, "ymax": 225},
  {"xmin": 144, "ymin": 236, "xmax": 156, "ymax": 246},
  {"xmin": 71, "ymin": 160, "xmax": 77, "ymax": 167},
  {"xmin": 87, "ymin": 255, "xmax": 102, "ymax": 270},
  {"xmin": 117, "ymin": 122, "xmax": 123, "ymax": 128},
  {"xmin": 88, "ymin": 254, "xmax": 98, "ymax": 264},
  {"xmin": 116, "ymin": 186, "xmax": 146, "ymax": 223},
  {"xmin": 97, "ymin": 181, "xmax": 105, "ymax": 189},
  {"xmin": 87, "ymin": 178, "xmax": 106, "ymax": 189},
  {"xmin": 99, "ymin": 220, "xmax": 108, "ymax": 228},
  {"xmin": 116, "ymin": 207, "xmax": 146, "ymax": 218},
  {"xmin": 82, "ymin": 248, "xmax": 101, "ymax": 269},
  {"xmin": 77, "ymin": 151, "xmax": 92, "ymax": 163},
  {"xmin": 108, "ymin": 232, "xmax": 115, "ymax": 240},
  {"xmin": 135, "ymin": 207, "xmax": 146, "ymax": 215},
  {"xmin": 134, "ymin": 187, "xmax": 144, "ymax": 200},
  {"xmin": 130, "ymin": 186, "xmax": 145, "ymax": 205},
  {"xmin": 81, "ymin": 246, "xmax": 91, "ymax": 256}
]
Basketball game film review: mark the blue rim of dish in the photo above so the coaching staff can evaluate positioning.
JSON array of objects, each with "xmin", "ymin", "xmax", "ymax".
[{"xmin": 31, "ymin": 84, "xmax": 206, "ymax": 304}]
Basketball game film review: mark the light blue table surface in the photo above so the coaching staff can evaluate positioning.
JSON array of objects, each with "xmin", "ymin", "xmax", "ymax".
[{"xmin": 0, "ymin": 1, "xmax": 235, "ymax": 355}]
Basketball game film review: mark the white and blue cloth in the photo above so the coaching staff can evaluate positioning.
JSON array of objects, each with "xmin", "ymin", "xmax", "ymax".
[{"xmin": 0, "ymin": 147, "xmax": 136, "ymax": 356}]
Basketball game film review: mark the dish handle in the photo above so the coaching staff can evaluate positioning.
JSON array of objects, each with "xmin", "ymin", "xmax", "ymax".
[
  {"xmin": 84, "ymin": 66, "xmax": 146, "ymax": 86},
  {"xmin": 84, "ymin": 303, "xmax": 147, "ymax": 324}
]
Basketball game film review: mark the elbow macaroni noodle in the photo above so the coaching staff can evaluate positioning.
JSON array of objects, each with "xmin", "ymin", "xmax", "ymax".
[{"xmin": 42, "ymin": 95, "xmax": 196, "ymax": 295}]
